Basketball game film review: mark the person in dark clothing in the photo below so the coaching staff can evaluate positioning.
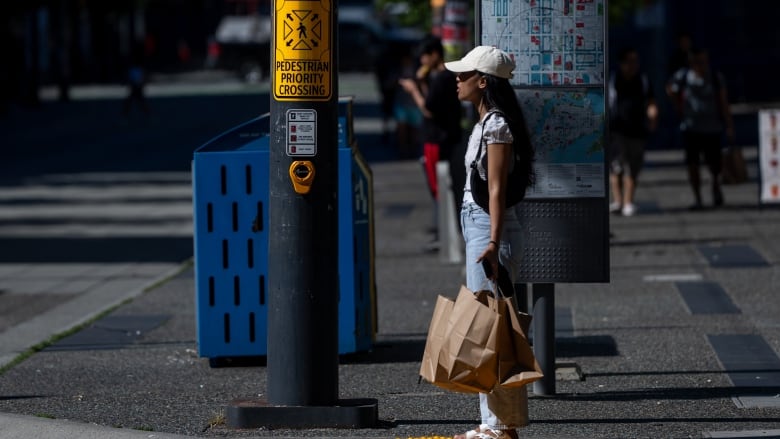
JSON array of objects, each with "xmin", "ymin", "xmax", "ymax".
[
  {"xmin": 667, "ymin": 47, "xmax": 734, "ymax": 209},
  {"xmin": 385, "ymin": 46, "xmax": 422, "ymax": 157},
  {"xmin": 399, "ymin": 36, "xmax": 463, "ymax": 243},
  {"xmin": 122, "ymin": 43, "xmax": 151, "ymax": 117},
  {"xmin": 608, "ymin": 47, "xmax": 658, "ymax": 216},
  {"xmin": 667, "ymin": 31, "xmax": 693, "ymax": 77}
]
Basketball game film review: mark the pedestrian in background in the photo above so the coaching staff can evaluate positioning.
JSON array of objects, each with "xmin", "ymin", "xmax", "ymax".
[
  {"xmin": 667, "ymin": 30, "xmax": 693, "ymax": 78},
  {"xmin": 665, "ymin": 31, "xmax": 694, "ymax": 153},
  {"xmin": 375, "ymin": 43, "xmax": 400, "ymax": 146},
  {"xmin": 122, "ymin": 43, "xmax": 150, "ymax": 118},
  {"xmin": 667, "ymin": 47, "xmax": 734, "ymax": 209},
  {"xmin": 608, "ymin": 47, "xmax": 658, "ymax": 216},
  {"xmin": 445, "ymin": 45, "xmax": 535, "ymax": 439},
  {"xmin": 392, "ymin": 49, "xmax": 423, "ymax": 159},
  {"xmin": 399, "ymin": 36, "xmax": 462, "ymax": 248}
]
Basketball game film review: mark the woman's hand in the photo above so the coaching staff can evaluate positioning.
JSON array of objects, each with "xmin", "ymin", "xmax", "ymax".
[{"xmin": 477, "ymin": 242, "xmax": 499, "ymax": 281}]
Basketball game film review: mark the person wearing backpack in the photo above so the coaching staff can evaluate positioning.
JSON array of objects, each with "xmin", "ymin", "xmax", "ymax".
[
  {"xmin": 667, "ymin": 47, "xmax": 735, "ymax": 209},
  {"xmin": 608, "ymin": 47, "xmax": 658, "ymax": 216},
  {"xmin": 445, "ymin": 45, "xmax": 535, "ymax": 439}
]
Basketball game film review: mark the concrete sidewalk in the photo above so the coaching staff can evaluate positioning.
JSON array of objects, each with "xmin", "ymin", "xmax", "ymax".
[
  {"xmin": 2, "ymin": 71, "xmax": 780, "ymax": 438},
  {"xmin": 0, "ymin": 153, "xmax": 779, "ymax": 438},
  {"xmin": 0, "ymin": 411, "xmax": 192, "ymax": 439}
]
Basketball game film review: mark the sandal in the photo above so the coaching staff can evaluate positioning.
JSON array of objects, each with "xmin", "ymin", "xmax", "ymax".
[{"xmin": 454, "ymin": 424, "xmax": 512, "ymax": 439}]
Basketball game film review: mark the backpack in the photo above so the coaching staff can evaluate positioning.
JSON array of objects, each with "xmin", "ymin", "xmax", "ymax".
[
  {"xmin": 469, "ymin": 112, "xmax": 529, "ymax": 213},
  {"xmin": 673, "ymin": 68, "xmax": 724, "ymax": 131},
  {"xmin": 677, "ymin": 67, "xmax": 722, "ymax": 92}
]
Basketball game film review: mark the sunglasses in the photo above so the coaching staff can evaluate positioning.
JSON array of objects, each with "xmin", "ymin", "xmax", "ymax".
[{"xmin": 456, "ymin": 70, "xmax": 479, "ymax": 81}]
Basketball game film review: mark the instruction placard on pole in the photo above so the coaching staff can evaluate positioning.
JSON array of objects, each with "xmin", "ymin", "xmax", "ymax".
[
  {"xmin": 286, "ymin": 109, "xmax": 317, "ymax": 156},
  {"xmin": 274, "ymin": 0, "xmax": 332, "ymax": 101}
]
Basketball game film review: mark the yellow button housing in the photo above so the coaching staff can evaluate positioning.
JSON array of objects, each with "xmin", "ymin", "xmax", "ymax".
[{"xmin": 289, "ymin": 161, "xmax": 315, "ymax": 194}]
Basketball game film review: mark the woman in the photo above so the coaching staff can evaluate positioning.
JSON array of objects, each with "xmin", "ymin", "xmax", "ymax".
[{"xmin": 445, "ymin": 46, "xmax": 535, "ymax": 439}]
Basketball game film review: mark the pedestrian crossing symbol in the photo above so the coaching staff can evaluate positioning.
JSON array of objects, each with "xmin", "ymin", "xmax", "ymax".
[
  {"xmin": 284, "ymin": 10, "xmax": 321, "ymax": 51},
  {"xmin": 274, "ymin": 0, "xmax": 332, "ymax": 101}
]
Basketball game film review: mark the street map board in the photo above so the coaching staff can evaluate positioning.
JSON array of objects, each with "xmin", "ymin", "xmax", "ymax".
[
  {"xmin": 480, "ymin": 0, "xmax": 605, "ymax": 86},
  {"xmin": 518, "ymin": 88, "xmax": 605, "ymax": 198}
]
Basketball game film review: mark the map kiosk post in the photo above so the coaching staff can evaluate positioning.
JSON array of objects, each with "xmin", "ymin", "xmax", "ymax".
[
  {"xmin": 226, "ymin": 0, "xmax": 377, "ymax": 428},
  {"xmin": 478, "ymin": 0, "xmax": 609, "ymax": 396}
]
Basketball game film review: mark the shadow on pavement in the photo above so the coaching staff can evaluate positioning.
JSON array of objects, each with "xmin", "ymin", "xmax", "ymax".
[
  {"xmin": 1, "ymin": 94, "xmax": 271, "ymax": 183},
  {"xmin": 546, "ymin": 385, "xmax": 780, "ymax": 402}
]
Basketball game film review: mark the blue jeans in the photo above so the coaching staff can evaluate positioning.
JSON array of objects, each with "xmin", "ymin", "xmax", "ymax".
[{"xmin": 460, "ymin": 201, "xmax": 529, "ymax": 430}]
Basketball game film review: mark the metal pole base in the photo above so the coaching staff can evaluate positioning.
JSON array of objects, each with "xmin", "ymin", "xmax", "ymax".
[{"xmin": 226, "ymin": 398, "xmax": 378, "ymax": 429}]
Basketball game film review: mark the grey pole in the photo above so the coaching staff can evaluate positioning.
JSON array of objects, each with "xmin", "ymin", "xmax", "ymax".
[
  {"xmin": 266, "ymin": 0, "xmax": 339, "ymax": 407},
  {"xmin": 532, "ymin": 283, "xmax": 555, "ymax": 395}
]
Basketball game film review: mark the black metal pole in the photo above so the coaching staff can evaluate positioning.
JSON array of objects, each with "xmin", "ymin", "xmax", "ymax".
[
  {"xmin": 267, "ymin": 0, "xmax": 338, "ymax": 407},
  {"xmin": 514, "ymin": 283, "xmax": 528, "ymax": 313},
  {"xmin": 532, "ymin": 283, "xmax": 555, "ymax": 395},
  {"xmin": 226, "ymin": 1, "xmax": 376, "ymax": 427}
]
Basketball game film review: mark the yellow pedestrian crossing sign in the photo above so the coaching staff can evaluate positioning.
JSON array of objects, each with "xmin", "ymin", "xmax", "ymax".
[{"xmin": 274, "ymin": 0, "xmax": 332, "ymax": 101}]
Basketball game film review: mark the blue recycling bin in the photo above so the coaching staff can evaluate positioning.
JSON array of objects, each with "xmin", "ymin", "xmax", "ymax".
[{"xmin": 192, "ymin": 98, "xmax": 375, "ymax": 363}]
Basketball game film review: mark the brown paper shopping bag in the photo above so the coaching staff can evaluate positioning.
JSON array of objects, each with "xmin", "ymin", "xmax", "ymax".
[
  {"xmin": 420, "ymin": 285, "xmax": 502, "ymax": 393},
  {"xmin": 420, "ymin": 285, "xmax": 543, "ymax": 394},
  {"xmin": 437, "ymin": 286, "xmax": 502, "ymax": 393},
  {"xmin": 722, "ymin": 146, "xmax": 748, "ymax": 184},
  {"xmin": 487, "ymin": 293, "xmax": 544, "ymax": 388},
  {"xmin": 419, "ymin": 294, "xmax": 456, "ymax": 389}
]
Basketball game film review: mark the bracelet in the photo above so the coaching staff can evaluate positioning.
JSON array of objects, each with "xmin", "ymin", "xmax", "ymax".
[{"xmin": 489, "ymin": 240, "xmax": 499, "ymax": 248}]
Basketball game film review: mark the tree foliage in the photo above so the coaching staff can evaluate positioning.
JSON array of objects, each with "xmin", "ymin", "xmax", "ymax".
[
  {"xmin": 375, "ymin": 0, "xmax": 434, "ymax": 29},
  {"xmin": 607, "ymin": 0, "xmax": 646, "ymax": 25}
]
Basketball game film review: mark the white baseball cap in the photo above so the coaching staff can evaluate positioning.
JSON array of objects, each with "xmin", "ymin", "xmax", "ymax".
[{"xmin": 445, "ymin": 46, "xmax": 515, "ymax": 79}]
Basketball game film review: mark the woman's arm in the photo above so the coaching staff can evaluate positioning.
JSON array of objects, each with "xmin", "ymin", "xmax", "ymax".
[
  {"xmin": 478, "ymin": 142, "xmax": 512, "ymax": 280},
  {"xmin": 398, "ymin": 78, "xmax": 433, "ymax": 119}
]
